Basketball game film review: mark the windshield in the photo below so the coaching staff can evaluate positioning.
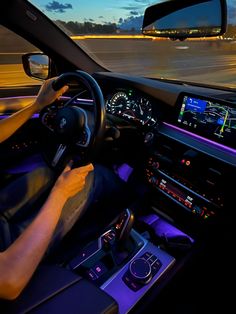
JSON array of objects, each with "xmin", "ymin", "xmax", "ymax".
[{"xmin": 30, "ymin": 0, "xmax": 236, "ymax": 88}]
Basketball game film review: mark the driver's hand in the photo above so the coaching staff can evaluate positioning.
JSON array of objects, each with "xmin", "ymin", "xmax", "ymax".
[
  {"xmin": 34, "ymin": 77, "xmax": 69, "ymax": 111},
  {"xmin": 52, "ymin": 162, "xmax": 94, "ymax": 201}
]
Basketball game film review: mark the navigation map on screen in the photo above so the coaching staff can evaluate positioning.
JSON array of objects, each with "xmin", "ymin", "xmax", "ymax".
[{"xmin": 177, "ymin": 96, "xmax": 236, "ymax": 145}]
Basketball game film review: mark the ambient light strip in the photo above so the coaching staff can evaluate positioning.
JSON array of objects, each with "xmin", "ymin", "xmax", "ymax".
[
  {"xmin": 0, "ymin": 95, "xmax": 93, "ymax": 119},
  {"xmin": 0, "ymin": 95, "xmax": 93, "ymax": 102},
  {"xmin": 0, "ymin": 114, "xmax": 39, "ymax": 119},
  {"xmin": 163, "ymin": 122, "xmax": 236, "ymax": 155}
]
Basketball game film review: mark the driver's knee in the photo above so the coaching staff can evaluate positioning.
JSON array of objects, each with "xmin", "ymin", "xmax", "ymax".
[
  {"xmin": 0, "ymin": 166, "xmax": 55, "ymax": 251},
  {"xmin": 0, "ymin": 166, "xmax": 55, "ymax": 219}
]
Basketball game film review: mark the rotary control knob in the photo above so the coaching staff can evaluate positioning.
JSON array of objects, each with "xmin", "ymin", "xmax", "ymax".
[{"xmin": 129, "ymin": 258, "xmax": 152, "ymax": 285}]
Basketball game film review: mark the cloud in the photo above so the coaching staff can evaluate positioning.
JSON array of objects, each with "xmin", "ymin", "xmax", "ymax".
[
  {"xmin": 130, "ymin": 11, "xmax": 139, "ymax": 16},
  {"xmin": 120, "ymin": 1, "xmax": 151, "ymax": 12},
  {"xmin": 121, "ymin": 6, "xmax": 140, "ymax": 11},
  {"xmin": 89, "ymin": 18, "xmax": 94, "ymax": 22},
  {"xmin": 98, "ymin": 16, "xmax": 104, "ymax": 19},
  {"xmin": 119, "ymin": 15, "xmax": 144, "ymax": 31},
  {"xmin": 134, "ymin": 0, "xmax": 159, "ymax": 5},
  {"xmin": 45, "ymin": 1, "xmax": 72, "ymax": 13}
]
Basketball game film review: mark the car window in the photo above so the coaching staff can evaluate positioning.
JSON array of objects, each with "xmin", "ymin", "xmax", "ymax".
[{"xmin": 0, "ymin": 25, "xmax": 40, "ymax": 87}]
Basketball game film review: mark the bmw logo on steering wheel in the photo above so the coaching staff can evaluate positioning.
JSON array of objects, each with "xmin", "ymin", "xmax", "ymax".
[{"xmin": 59, "ymin": 117, "xmax": 67, "ymax": 129}]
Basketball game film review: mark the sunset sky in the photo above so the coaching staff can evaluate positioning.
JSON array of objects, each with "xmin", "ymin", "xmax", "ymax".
[{"xmin": 30, "ymin": 0, "xmax": 236, "ymax": 24}]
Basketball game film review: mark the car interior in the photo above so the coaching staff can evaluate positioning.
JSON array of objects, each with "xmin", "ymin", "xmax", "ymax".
[{"xmin": 0, "ymin": 0, "xmax": 235, "ymax": 313}]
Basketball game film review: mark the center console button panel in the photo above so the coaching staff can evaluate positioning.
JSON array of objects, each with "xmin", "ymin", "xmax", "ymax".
[
  {"xmin": 122, "ymin": 252, "xmax": 163, "ymax": 291},
  {"xmin": 69, "ymin": 222, "xmax": 144, "ymax": 285},
  {"xmin": 129, "ymin": 258, "xmax": 152, "ymax": 285},
  {"xmin": 145, "ymin": 134, "xmax": 228, "ymax": 220},
  {"xmin": 101, "ymin": 230, "xmax": 175, "ymax": 314}
]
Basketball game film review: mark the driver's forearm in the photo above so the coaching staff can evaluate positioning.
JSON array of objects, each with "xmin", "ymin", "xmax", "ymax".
[
  {"xmin": 0, "ymin": 101, "xmax": 39, "ymax": 143},
  {"xmin": 0, "ymin": 189, "xmax": 67, "ymax": 300}
]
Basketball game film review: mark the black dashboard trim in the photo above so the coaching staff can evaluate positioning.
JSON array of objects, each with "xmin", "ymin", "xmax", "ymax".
[{"xmin": 159, "ymin": 122, "xmax": 236, "ymax": 167}]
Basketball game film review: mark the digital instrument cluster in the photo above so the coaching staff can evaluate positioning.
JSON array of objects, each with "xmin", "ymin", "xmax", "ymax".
[
  {"xmin": 177, "ymin": 94, "xmax": 236, "ymax": 149},
  {"xmin": 106, "ymin": 90, "xmax": 157, "ymax": 127}
]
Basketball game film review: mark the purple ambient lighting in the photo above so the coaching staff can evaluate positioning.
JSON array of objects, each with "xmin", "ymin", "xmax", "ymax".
[
  {"xmin": 0, "ymin": 95, "xmax": 93, "ymax": 102},
  {"xmin": 63, "ymin": 97, "xmax": 94, "ymax": 103},
  {"xmin": 0, "ymin": 114, "xmax": 39, "ymax": 119},
  {"xmin": 76, "ymin": 98, "xmax": 93, "ymax": 103},
  {"xmin": 0, "ymin": 95, "xmax": 93, "ymax": 120},
  {"xmin": 140, "ymin": 214, "xmax": 194, "ymax": 243},
  {"xmin": 163, "ymin": 122, "xmax": 236, "ymax": 155},
  {"xmin": 114, "ymin": 163, "xmax": 133, "ymax": 182}
]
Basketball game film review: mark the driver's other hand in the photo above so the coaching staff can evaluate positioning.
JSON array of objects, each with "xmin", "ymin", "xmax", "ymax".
[
  {"xmin": 52, "ymin": 162, "xmax": 94, "ymax": 201},
  {"xmin": 34, "ymin": 77, "xmax": 69, "ymax": 111}
]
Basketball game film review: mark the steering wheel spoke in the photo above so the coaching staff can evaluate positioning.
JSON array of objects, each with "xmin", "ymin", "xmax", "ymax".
[
  {"xmin": 76, "ymin": 108, "xmax": 92, "ymax": 148},
  {"xmin": 51, "ymin": 144, "xmax": 67, "ymax": 167}
]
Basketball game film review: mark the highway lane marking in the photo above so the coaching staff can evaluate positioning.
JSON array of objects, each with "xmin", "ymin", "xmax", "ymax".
[
  {"xmin": 169, "ymin": 63, "xmax": 236, "ymax": 71},
  {"xmin": 0, "ymin": 52, "xmax": 29, "ymax": 55}
]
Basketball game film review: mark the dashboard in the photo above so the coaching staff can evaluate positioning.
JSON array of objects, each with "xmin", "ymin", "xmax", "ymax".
[
  {"xmin": 94, "ymin": 72, "xmax": 236, "ymax": 226},
  {"xmin": 105, "ymin": 85, "xmax": 236, "ymax": 154},
  {"xmin": 2, "ymin": 71, "xmax": 235, "ymax": 226}
]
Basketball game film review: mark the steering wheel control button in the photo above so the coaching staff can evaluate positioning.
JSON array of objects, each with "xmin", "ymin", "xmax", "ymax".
[
  {"xmin": 144, "ymin": 132, "xmax": 154, "ymax": 144},
  {"xmin": 151, "ymin": 259, "xmax": 162, "ymax": 276},
  {"xmin": 129, "ymin": 258, "xmax": 152, "ymax": 285},
  {"xmin": 77, "ymin": 129, "xmax": 88, "ymax": 146}
]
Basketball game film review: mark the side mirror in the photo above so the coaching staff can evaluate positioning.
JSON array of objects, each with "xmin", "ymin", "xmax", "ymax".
[
  {"xmin": 22, "ymin": 53, "xmax": 50, "ymax": 80},
  {"xmin": 142, "ymin": 0, "xmax": 227, "ymax": 40}
]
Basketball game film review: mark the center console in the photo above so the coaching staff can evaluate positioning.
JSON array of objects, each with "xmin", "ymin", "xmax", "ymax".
[
  {"xmin": 65, "ymin": 209, "xmax": 176, "ymax": 314},
  {"xmin": 101, "ymin": 230, "xmax": 175, "ymax": 314},
  {"xmin": 0, "ymin": 209, "xmax": 178, "ymax": 314}
]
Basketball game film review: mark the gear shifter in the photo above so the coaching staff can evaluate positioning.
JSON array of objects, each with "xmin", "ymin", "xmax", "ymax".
[
  {"xmin": 112, "ymin": 209, "xmax": 135, "ymax": 264},
  {"xmin": 115, "ymin": 209, "xmax": 134, "ymax": 243}
]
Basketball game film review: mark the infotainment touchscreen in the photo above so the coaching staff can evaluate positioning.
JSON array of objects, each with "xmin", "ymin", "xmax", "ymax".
[{"xmin": 177, "ymin": 95, "xmax": 236, "ymax": 149}]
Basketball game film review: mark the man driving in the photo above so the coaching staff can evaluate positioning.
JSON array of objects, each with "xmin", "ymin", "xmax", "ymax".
[{"xmin": 0, "ymin": 78, "xmax": 126, "ymax": 300}]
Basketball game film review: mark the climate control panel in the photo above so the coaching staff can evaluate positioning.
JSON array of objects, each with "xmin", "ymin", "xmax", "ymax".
[
  {"xmin": 147, "ymin": 169, "xmax": 219, "ymax": 219},
  {"xmin": 145, "ymin": 145, "xmax": 224, "ymax": 220}
]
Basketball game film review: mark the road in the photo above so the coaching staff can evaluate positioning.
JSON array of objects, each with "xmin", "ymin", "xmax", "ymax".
[{"xmin": 1, "ymin": 39, "xmax": 236, "ymax": 88}]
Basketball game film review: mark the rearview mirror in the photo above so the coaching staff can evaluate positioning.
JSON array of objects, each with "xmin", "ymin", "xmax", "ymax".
[
  {"xmin": 22, "ymin": 53, "xmax": 50, "ymax": 80},
  {"xmin": 142, "ymin": 0, "xmax": 227, "ymax": 40}
]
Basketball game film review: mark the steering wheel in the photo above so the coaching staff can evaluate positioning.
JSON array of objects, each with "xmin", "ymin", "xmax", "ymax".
[{"xmin": 41, "ymin": 71, "xmax": 106, "ymax": 169}]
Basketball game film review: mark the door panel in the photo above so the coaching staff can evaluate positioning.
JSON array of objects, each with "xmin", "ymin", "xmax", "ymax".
[{"xmin": 0, "ymin": 24, "xmax": 44, "ymax": 173}]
